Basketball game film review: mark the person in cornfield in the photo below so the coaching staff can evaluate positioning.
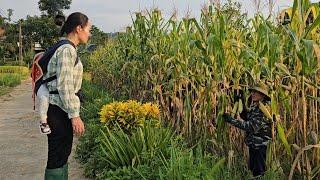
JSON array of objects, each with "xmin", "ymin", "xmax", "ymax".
[{"xmin": 222, "ymin": 82, "xmax": 272, "ymax": 177}]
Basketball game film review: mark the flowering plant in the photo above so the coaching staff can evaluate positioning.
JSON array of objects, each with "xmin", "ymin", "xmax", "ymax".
[{"xmin": 99, "ymin": 100, "xmax": 160, "ymax": 132}]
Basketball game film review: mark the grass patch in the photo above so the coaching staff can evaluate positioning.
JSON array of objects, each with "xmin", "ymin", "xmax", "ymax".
[
  {"xmin": 0, "ymin": 86, "xmax": 11, "ymax": 96},
  {"xmin": 0, "ymin": 66, "xmax": 30, "ymax": 96},
  {"xmin": 0, "ymin": 66, "xmax": 29, "ymax": 77},
  {"xmin": 0, "ymin": 73, "xmax": 22, "ymax": 87}
]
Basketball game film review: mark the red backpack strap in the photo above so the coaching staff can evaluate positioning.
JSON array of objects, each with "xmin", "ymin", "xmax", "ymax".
[{"xmin": 31, "ymin": 52, "xmax": 44, "ymax": 110}]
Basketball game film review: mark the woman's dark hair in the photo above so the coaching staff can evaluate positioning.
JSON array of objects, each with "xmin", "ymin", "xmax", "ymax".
[{"xmin": 60, "ymin": 12, "xmax": 89, "ymax": 36}]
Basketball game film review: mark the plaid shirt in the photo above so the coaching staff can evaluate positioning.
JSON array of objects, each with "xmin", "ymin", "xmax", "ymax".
[{"xmin": 44, "ymin": 44, "xmax": 83, "ymax": 119}]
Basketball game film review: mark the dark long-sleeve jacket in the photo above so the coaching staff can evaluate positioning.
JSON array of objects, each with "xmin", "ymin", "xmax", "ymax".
[{"xmin": 224, "ymin": 102, "xmax": 272, "ymax": 149}]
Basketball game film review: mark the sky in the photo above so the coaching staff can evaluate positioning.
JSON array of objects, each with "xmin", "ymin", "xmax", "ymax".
[{"xmin": 0, "ymin": 0, "xmax": 319, "ymax": 33}]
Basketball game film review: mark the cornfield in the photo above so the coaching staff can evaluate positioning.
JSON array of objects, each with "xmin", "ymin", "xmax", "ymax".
[{"xmin": 87, "ymin": 0, "xmax": 320, "ymax": 178}]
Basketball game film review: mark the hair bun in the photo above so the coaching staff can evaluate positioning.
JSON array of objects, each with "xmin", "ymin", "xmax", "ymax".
[{"xmin": 54, "ymin": 14, "xmax": 66, "ymax": 26}]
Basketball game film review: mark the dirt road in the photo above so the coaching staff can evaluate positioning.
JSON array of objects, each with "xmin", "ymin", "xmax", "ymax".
[{"xmin": 0, "ymin": 79, "xmax": 88, "ymax": 180}]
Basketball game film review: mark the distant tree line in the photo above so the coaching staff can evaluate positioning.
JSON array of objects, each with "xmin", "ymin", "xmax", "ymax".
[{"xmin": 0, "ymin": 0, "xmax": 108, "ymax": 65}]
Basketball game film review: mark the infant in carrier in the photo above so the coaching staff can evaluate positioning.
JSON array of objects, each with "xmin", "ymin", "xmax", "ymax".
[{"xmin": 37, "ymin": 84, "xmax": 51, "ymax": 134}]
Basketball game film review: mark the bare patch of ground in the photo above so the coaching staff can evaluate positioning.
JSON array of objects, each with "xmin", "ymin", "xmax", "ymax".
[{"xmin": 0, "ymin": 79, "xmax": 89, "ymax": 180}]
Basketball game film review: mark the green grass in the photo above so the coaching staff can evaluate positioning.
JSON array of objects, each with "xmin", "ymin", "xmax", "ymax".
[
  {"xmin": 0, "ymin": 86, "xmax": 11, "ymax": 96},
  {"xmin": 0, "ymin": 66, "xmax": 29, "ymax": 77},
  {"xmin": 0, "ymin": 73, "xmax": 22, "ymax": 87},
  {"xmin": 0, "ymin": 66, "xmax": 30, "ymax": 96}
]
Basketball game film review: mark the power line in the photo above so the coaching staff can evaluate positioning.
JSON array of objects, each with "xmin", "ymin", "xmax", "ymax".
[
  {"xmin": 0, "ymin": 8, "xmax": 6, "ymax": 13},
  {"xmin": 0, "ymin": 12, "xmax": 4, "ymax": 17},
  {"xmin": 0, "ymin": 8, "xmax": 7, "ymax": 18}
]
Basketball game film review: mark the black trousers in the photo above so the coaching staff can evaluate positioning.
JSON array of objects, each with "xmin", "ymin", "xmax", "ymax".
[
  {"xmin": 249, "ymin": 146, "xmax": 267, "ymax": 177},
  {"xmin": 46, "ymin": 104, "xmax": 73, "ymax": 169}
]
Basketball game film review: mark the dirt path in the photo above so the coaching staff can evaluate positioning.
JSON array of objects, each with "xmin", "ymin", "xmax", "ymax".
[{"xmin": 0, "ymin": 79, "xmax": 89, "ymax": 180}]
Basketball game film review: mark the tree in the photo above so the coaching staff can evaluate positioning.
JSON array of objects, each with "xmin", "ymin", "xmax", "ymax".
[
  {"xmin": 89, "ymin": 25, "xmax": 108, "ymax": 46},
  {"xmin": 38, "ymin": 0, "xmax": 72, "ymax": 16},
  {"xmin": 1, "ymin": 22, "xmax": 18, "ymax": 59},
  {"xmin": 22, "ymin": 15, "xmax": 60, "ymax": 49},
  {"xmin": 0, "ymin": 15, "xmax": 61, "ymax": 62},
  {"xmin": 0, "ymin": 16, "xmax": 4, "ymax": 26},
  {"xmin": 7, "ymin": 9, "xmax": 13, "ymax": 22}
]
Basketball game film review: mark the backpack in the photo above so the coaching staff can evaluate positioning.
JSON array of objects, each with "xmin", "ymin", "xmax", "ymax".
[{"xmin": 31, "ymin": 39, "xmax": 78, "ymax": 109}]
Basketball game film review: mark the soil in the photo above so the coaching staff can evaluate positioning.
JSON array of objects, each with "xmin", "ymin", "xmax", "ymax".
[{"xmin": 0, "ymin": 79, "xmax": 89, "ymax": 180}]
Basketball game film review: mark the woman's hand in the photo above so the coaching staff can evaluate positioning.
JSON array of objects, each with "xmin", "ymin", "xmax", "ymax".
[{"xmin": 71, "ymin": 116, "xmax": 85, "ymax": 136}]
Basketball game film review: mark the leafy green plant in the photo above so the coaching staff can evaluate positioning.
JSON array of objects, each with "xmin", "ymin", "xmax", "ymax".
[
  {"xmin": 97, "ymin": 165, "xmax": 155, "ymax": 180},
  {"xmin": 85, "ymin": 1, "xmax": 320, "ymax": 178},
  {"xmin": 0, "ymin": 73, "xmax": 21, "ymax": 87},
  {"xmin": 0, "ymin": 66, "xmax": 29, "ymax": 77},
  {"xmin": 80, "ymin": 80, "xmax": 112, "ymax": 122},
  {"xmin": 156, "ymin": 144, "xmax": 253, "ymax": 180},
  {"xmin": 99, "ymin": 122, "xmax": 174, "ymax": 169},
  {"xmin": 76, "ymin": 122, "xmax": 107, "ymax": 178}
]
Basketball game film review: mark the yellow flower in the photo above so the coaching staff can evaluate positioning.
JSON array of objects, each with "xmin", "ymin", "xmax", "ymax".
[
  {"xmin": 141, "ymin": 102, "xmax": 160, "ymax": 119},
  {"xmin": 99, "ymin": 100, "xmax": 161, "ymax": 132},
  {"xmin": 150, "ymin": 104, "xmax": 160, "ymax": 119}
]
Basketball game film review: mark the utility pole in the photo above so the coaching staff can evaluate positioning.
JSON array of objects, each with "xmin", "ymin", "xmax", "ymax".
[{"xmin": 18, "ymin": 20, "xmax": 23, "ymax": 65}]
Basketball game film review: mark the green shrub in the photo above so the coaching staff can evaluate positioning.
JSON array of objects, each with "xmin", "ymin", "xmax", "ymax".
[
  {"xmin": 76, "ymin": 122, "xmax": 108, "ymax": 178},
  {"xmin": 80, "ymin": 80, "xmax": 112, "ymax": 122},
  {"xmin": 96, "ymin": 138, "xmax": 258, "ymax": 180},
  {"xmin": 0, "ymin": 66, "xmax": 29, "ymax": 90},
  {"xmin": 97, "ymin": 165, "xmax": 155, "ymax": 180},
  {"xmin": 99, "ymin": 122, "xmax": 175, "ymax": 169},
  {"xmin": 0, "ymin": 73, "xmax": 21, "ymax": 87},
  {"xmin": 76, "ymin": 80, "xmax": 284, "ymax": 179},
  {"xmin": 0, "ymin": 66, "xmax": 29, "ymax": 77},
  {"xmin": 77, "ymin": 80, "xmax": 113, "ymax": 177},
  {"xmin": 1, "ymin": 61, "xmax": 27, "ymax": 67},
  {"xmin": 153, "ymin": 144, "xmax": 250, "ymax": 180},
  {"xmin": 24, "ymin": 50, "xmax": 35, "ymax": 66},
  {"xmin": 76, "ymin": 123, "xmax": 104, "ymax": 163}
]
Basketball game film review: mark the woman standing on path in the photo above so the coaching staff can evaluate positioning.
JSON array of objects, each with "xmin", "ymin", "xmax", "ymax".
[{"xmin": 44, "ymin": 12, "xmax": 91, "ymax": 179}]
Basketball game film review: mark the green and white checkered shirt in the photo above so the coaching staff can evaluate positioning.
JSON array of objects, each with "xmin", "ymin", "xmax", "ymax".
[{"xmin": 44, "ymin": 43, "xmax": 83, "ymax": 119}]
